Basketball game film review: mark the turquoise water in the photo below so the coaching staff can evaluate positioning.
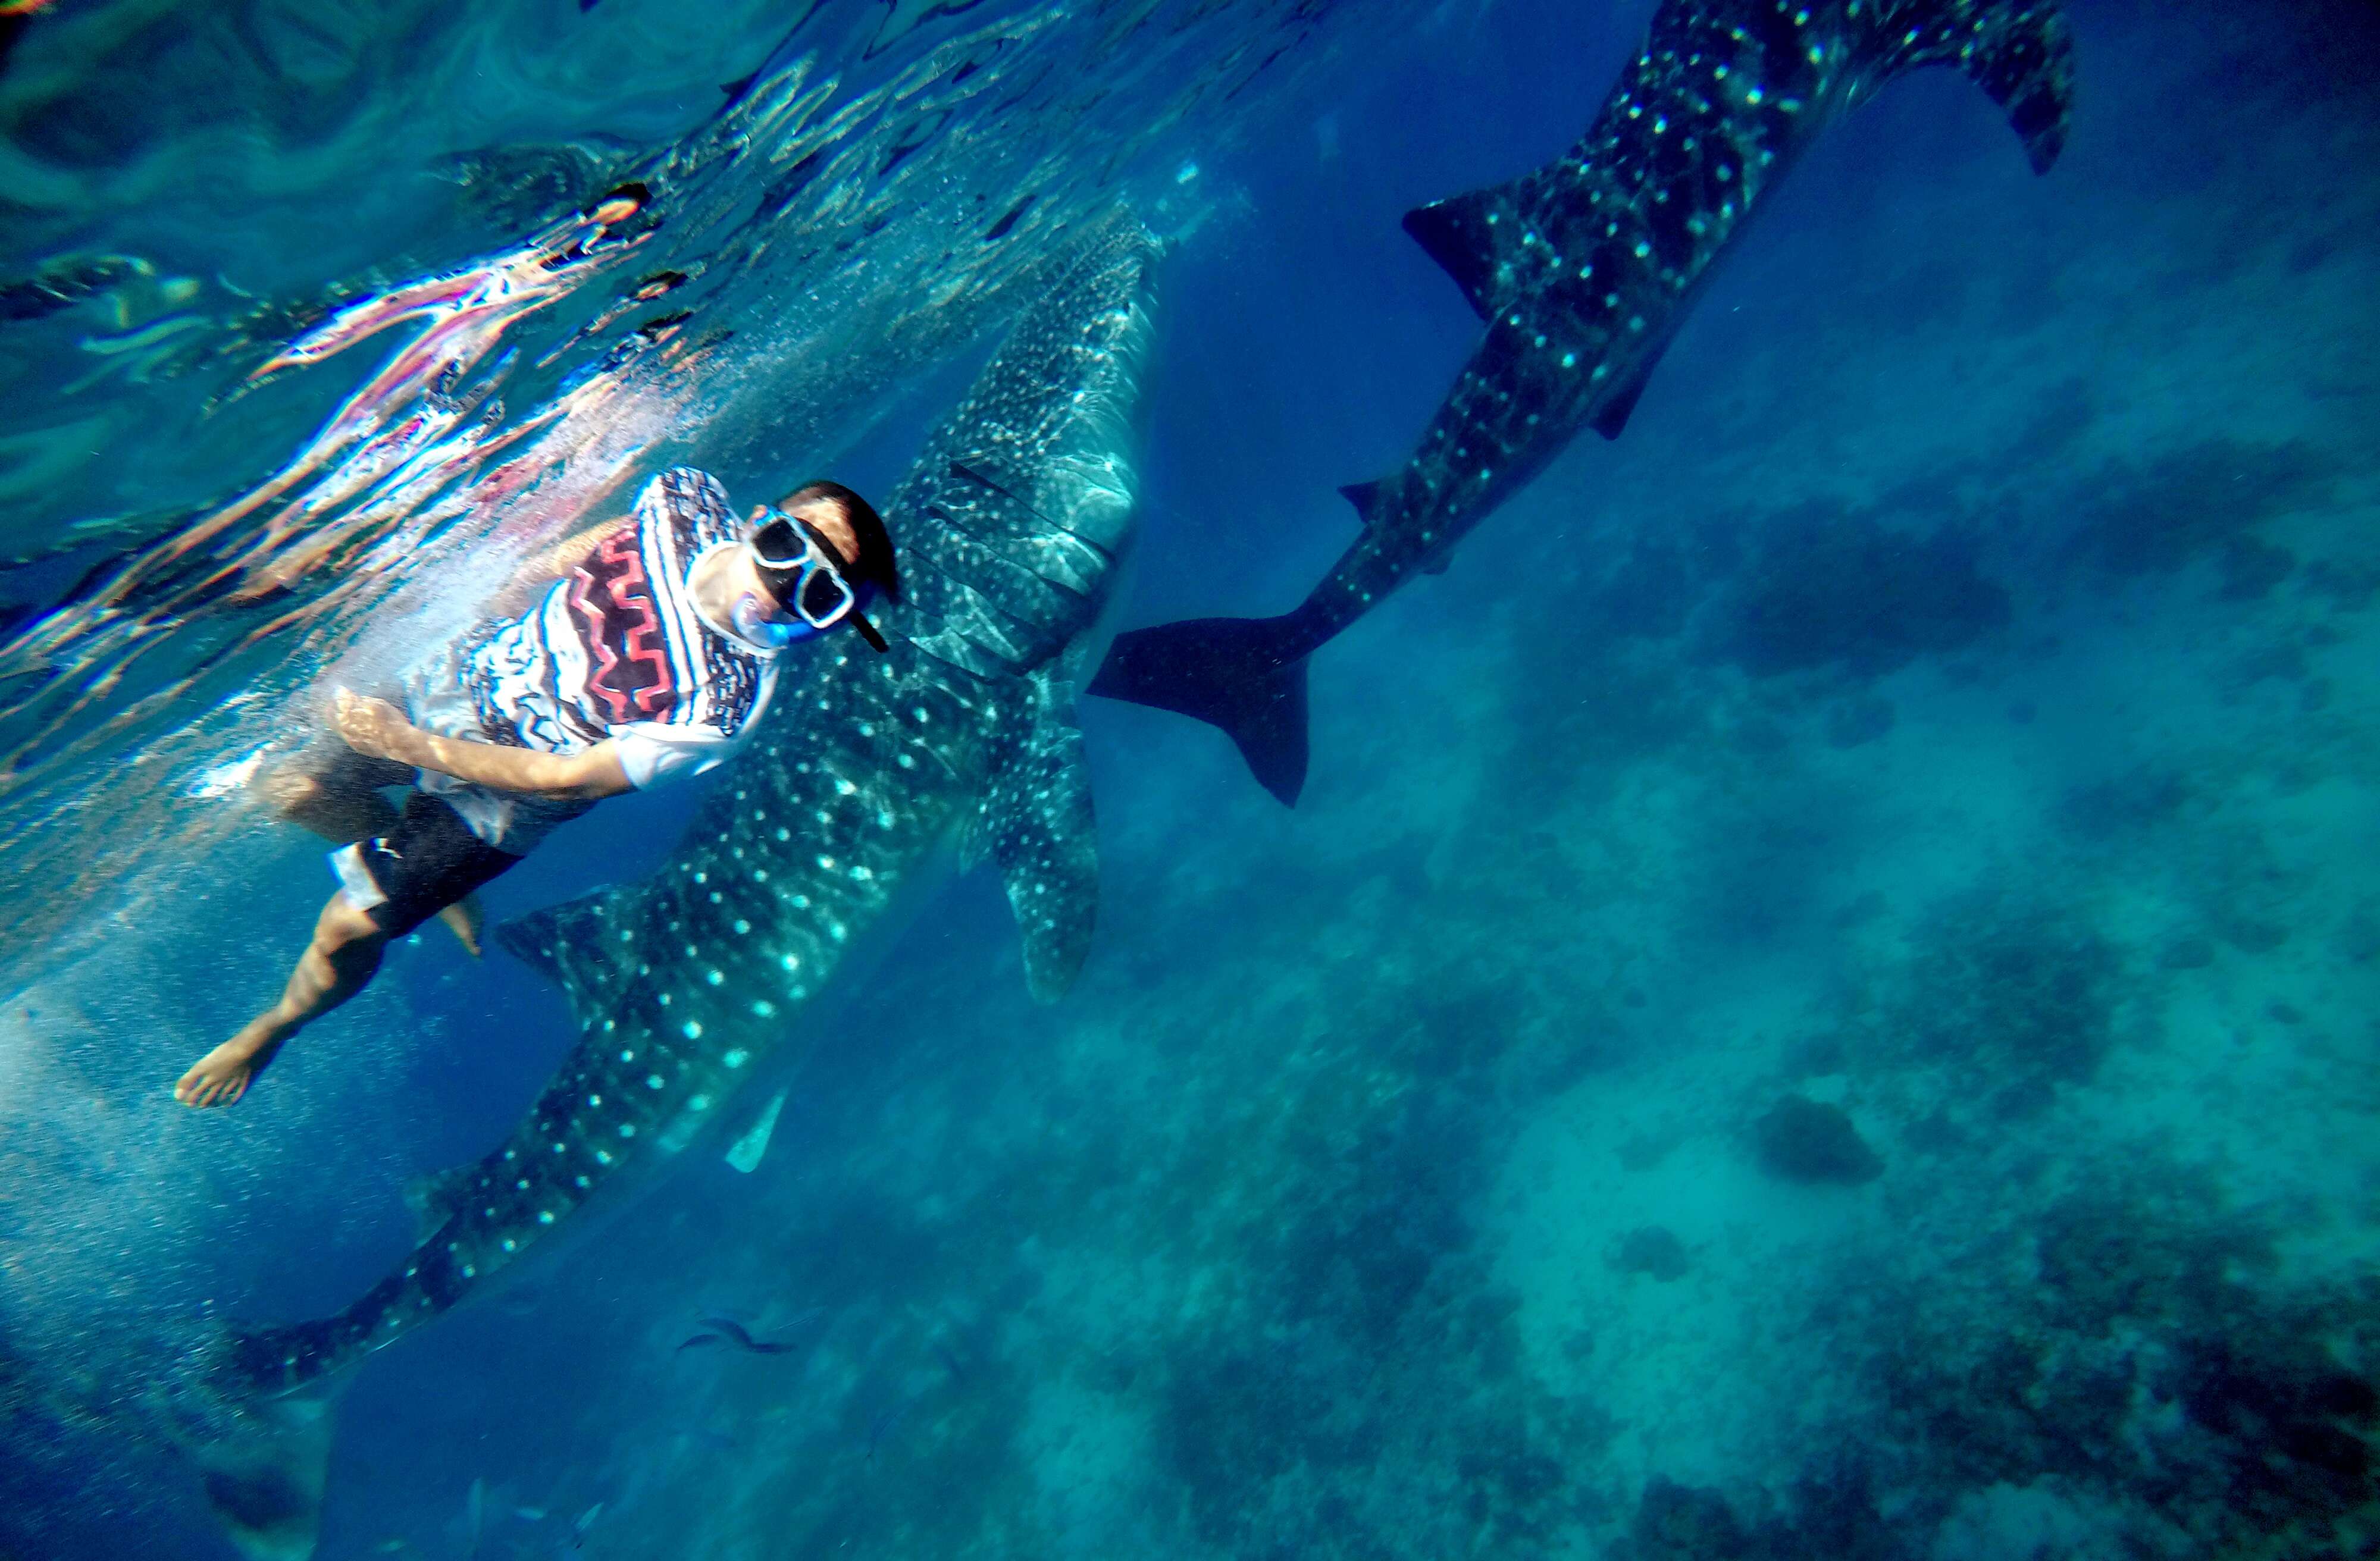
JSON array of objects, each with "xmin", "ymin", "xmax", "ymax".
[{"xmin": 4, "ymin": 2, "xmax": 2379, "ymax": 1558}]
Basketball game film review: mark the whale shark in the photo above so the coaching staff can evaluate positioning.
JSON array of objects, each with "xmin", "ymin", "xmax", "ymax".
[
  {"xmin": 136, "ymin": 214, "xmax": 1159, "ymax": 1561},
  {"xmin": 1088, "ymin": 0, "xmax": 2072, "ymax": 804}
]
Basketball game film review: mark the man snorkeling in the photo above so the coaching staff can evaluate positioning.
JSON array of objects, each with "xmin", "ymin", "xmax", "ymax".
[{"xmin": 175, "ymin": 468, "xmax": 899, "ymax": 1108}]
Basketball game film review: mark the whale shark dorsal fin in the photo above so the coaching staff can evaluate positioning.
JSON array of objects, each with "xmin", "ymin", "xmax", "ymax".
[
  {"xmin": 494, "ymin": 888, "xmax": 615, "ymax": 1036},
  {"xmin": 402, "ymin": 1164, "xmax": 477, "ymax": 1242},
  {"xmin": 1401, "ymin": 185, "xmax": 1520, "ymax": 320},
  {"xmin": 1338, "ymin": 480, "xmax": 1384, "ymax": 526},
  {"xmin": 1588, "ymin": 298, "xmax": 1692, "ymax": 440},
  {"xmin": 973, "ymin": 687, "xmax": 1098, "ymax": 1001}
]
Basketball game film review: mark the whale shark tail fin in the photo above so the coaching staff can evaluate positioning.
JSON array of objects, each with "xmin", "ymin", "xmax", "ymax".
[
  {"xmin": 189, "ymin": 1387, "xmax": 336, "ymax": 1561},
  {"xmin": 164, "ymin": 1333, "xmax": 342, "ymax": 1561},
  {"xmin": 1088, "ymin": 614, "xmax": 1311, "ymax": 807}
]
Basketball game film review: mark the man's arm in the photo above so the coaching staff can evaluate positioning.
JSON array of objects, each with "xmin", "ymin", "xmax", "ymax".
[{"xmin": 331, "ymin": 691, "xmax": 632, "ymax": 800}]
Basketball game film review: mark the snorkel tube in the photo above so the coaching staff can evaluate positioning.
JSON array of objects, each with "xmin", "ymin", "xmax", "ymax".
[{"xmin": 732, "ymin": 591, "xmax": 816, "ymax": 650}]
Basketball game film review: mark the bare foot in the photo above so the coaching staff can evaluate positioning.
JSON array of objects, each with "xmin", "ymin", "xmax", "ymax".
[
  {"xmin": 437, "ymin": 894, "xmax": 484, "ymax": 958},
  {"xmin": 175, "ymin": 1030, "xmax": 285, "ymax": 1108}
]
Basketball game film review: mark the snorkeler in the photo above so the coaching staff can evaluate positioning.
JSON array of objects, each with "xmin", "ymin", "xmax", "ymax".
[{"xmin": 174, "ymin": 468, "xmax": 899, "ymax": 1108}]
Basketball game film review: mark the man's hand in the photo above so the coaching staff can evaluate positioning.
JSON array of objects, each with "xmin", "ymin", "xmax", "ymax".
[
  {"xmin": 331, "ymin": 689, "xmax": 419, "ymax": 764},
  {"xmin": 331, "ymin": 686, "xmax": 631, "ymax": 799}
]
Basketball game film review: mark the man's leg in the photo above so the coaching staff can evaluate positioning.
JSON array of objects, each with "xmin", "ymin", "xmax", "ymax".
[
  {"xmin": 433, "ymin": 895, "xmax": 485, "ymax": 958},
  {"xmin": 176, "ymin": 892, "xmax": 388, "ymax": 1108},
  {"xmin": 265, "ymin": 753, "xmax": 484, "ymax": 957},
  {"xmin": 178, "ymin": 791, "xmax": 524, "ymax": 1107}
]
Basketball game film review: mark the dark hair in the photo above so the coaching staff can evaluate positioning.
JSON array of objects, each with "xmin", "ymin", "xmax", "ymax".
[{"xmin": 781, "ymin": 479, "xmax": 898, "ymax": 604}]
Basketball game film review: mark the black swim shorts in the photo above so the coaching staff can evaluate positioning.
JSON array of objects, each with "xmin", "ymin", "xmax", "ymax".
[{"xmin": 327, "ymin": 791, "xmax": 523, "ymax": 937}]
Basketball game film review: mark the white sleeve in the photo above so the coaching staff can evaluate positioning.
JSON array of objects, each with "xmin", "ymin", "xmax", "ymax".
[
  {"xmin": 611, "ymin": 722, "xmax": 745, "ymax": 791},
  {"xmin": 613, "ymin": 646, "xmax": 779, "ymax": 790}
]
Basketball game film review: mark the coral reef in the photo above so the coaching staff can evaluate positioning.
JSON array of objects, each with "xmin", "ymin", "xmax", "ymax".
[
  {"xmin": 1750, "ymin": 1096, "xmax": 1883, "ymax": 1186},
  {"xmin": 1866, "ymin": 1167, "xmax": 2380, "ymax": 1557},
  {"xmin": 1820, "ymin": 895, "xmax": 2125, "ymax": 1124},
  {"xmin": 1712, "ymin": 506, "xmax": 2011, "ymax": 679},
  {"xmin": 2066, "ymin": 437, "xmax": 2342, "ymax": 582},
  {"xmin": 1614, "ymin": 1226, "xmax": 1692, "ymax": 1283}
]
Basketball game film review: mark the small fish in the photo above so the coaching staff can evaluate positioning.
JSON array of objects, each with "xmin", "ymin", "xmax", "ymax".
[
  {"xmin": 587, "ymin": 182, "xmax": 647, "ymax": 228},
  {"xmin": 696, "ymin": 1314, "xmax": 800, "ymax": 1355}
]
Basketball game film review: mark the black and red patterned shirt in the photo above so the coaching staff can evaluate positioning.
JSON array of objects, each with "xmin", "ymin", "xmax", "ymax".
[{"xmin": 411, "ymin": 468, "xmax": 779, "ymax": 851}]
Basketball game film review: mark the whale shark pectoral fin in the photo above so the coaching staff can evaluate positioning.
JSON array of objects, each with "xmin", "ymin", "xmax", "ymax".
[
  {"xmin": 1952, "ymin": 1, "xmax": 2076, "ymax": 174},
  {"xmin": 725, "ymin": 1088, "xmax": 788, "ymax": 1173},
  {"xmin": 1588, "ymin": 297, "xmax": 1692, "ymax": 440},
  {"xmin": 1589, "ymin": 370, "xmax": 1650, "ymax": 441},
  {"xmin": 1338, "ymin": 479, "xmax": 1385, "ymax": 526},
  {"xmin": 1401, "ymin": 184, "xmax": 1521, "ymax": 320},
  {"xmin": 976, "ymin": 694, "xmax": 1099, "ymax": 1001},
  {"xmin": 1587, "ymin": 338, "xmax": 1673, "ymax": 440}
]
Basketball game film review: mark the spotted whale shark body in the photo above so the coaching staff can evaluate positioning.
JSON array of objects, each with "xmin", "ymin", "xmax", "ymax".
[
  {"xmin": 1090, "ymin": 0, "xmax": 2071, "ymax": 804},
  {"xmin": 158, "ymin": 215, "xmax": 1160, "ymax": 1561}
]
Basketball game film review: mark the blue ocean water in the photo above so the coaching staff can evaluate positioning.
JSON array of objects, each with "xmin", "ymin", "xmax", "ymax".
[{"xmin": 4, "ymin": 1, "xmax": 2379, "ymax": 1558}]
